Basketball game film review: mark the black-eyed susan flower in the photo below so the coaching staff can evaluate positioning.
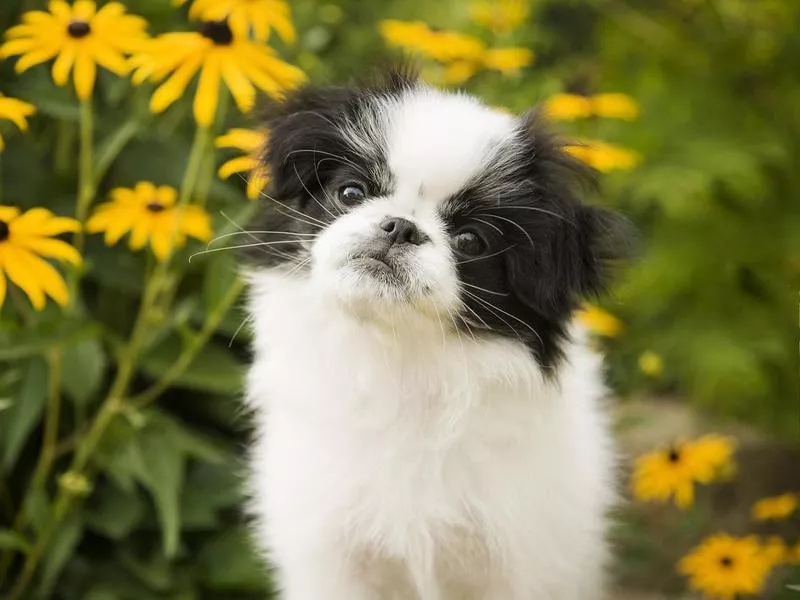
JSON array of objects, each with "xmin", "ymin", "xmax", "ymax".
[
  {"xmin": 130, "ymin": 19, "xmax": 305, "ymax": 127},
  {"xmin": 380, "ymin": 20, "xmax": 486, "ymax": 63},
  {"xmin": 0, "ymin": 94, "xmax": 36, "ymax": 151},
  {"xmin": 564, "ymin": 139, "xmax": 641, "ymax": 172},
  {"xmin": 216, "ymin": 128, "xmax": 268, "ymax": 200},
  {"xmin": 0, "ymin": 1, "xmax": 149, "ymax": 100},
  {"xmin": 188, "ymin": 0, "xmax": 296, "ymax": 44},
  {"xmin": 544, "ymin": 92, "xmax": 640, "ymax": 121},
  {"xmin": 0, "ymin": 206, "xmax": 81, "ymax": 311},
  {"xmin": 632, "ymin": 435, "xmax": 736, "ymax": 509},
  {"xmin": 470, "ymin": 0, "xmax": 529, "ymax": 34},
  {"xmin": 86, "ymin": 182, "xmax": 212, "ymax": 261},
  {"xmin": 481, "ymin": 47, "xmax": 534, "ymax": 76},
  {"xmin": 752, "ymin": 493, "xmax": 798, "ymax": 521},
  {"xmin": 678, "ymin": 534, "xmax": 773, "ymax": 600},
  {"xmin": 638, "ymin": 350, "xmax": 664, "ymax": 377},
  {"xmin": 575, "ymin": 303, "xmax": 623, "ymax": 337}
]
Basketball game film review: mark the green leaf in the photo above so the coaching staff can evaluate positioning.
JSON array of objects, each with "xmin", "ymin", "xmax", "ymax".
[
  {"xmin": 131, "ymin": 422, "xmax": 185, "ymax": 558},
  {"xmin": 36, "ymin": 514, "xmax": 84, "ymax": 597},
  {"xmin": 23, "ymin": 487, "xmax": 50, "ymax": 536},
  {"xmin": 198, "ymin": 527, "xmax": 270, "ymax": 591},
  {"xmin": 61, "ymin": 338, "xmax": 107, "ymax": 406},
  {"xmin": 0, "ymin": 357, "xmax": 48, "ymax": 471},
  {"xmin": 202, "ymin": 253, "xmax": 239, "ymax": 315},
  {"xmin": 0, "ymin": 319, "xmax": 101, "ymax": 361},
  {"xmin": 139, "ymin": 336, "xmax": 244, "ymax": 395},
  {"xmin": 118, "ymin": 548, "xmax": 174, "ymax": 592},
  {"xmin": 152, "ymin": 410, "xmax": 228, "ymax": 465},
  {"xmin": 0, "ymin": 529, "xmax": 31, "ymax": 553},
  {"xmin": 85, "ymin": 482, "xmax": 146, "ymax": 540}
]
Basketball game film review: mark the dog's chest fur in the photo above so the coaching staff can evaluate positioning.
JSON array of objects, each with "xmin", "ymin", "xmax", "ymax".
[{"xmin": 244, "ymin": 275, "xmax": 615, "ymax": 599}]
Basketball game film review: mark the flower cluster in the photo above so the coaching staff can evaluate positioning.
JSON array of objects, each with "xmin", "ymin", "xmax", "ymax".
[
  {"xmin": 632, "ymin": 434, "xmax": 800, "ymax": 599},
  {"xmin": 380, "ymin": 1, "xmax": 534, "ymax": 86},
  {"xmin": 0, "ymin": 0, "xmax": 302, "ymax": 311}
]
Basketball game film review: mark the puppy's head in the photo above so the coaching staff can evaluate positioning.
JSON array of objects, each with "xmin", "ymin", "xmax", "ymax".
[{"xmin": 244, "ymin": 70, "xmax": 627, "ymax": 367}]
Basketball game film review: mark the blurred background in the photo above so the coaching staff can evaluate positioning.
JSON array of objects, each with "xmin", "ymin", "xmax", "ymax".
[{"xmin": 0, "ymin": 0, "xmax": 798, "ymax": 598}]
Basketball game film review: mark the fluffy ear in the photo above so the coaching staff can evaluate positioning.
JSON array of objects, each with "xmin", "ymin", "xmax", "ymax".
[{"xmin": 504, "ymin": 112, "xmax": 634, "ymax": 319}]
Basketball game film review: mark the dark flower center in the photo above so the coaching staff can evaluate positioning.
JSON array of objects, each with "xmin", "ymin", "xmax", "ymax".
[
  {"xmin": 67, "ymin": 20, "xmax": 91, "ymax": 38},
  {"xmin": 0, "ymin": 220, "xmax": 9, "ymax": 242},
  {"xmin": 668, "ymin": 447, "xmax": 682, "ymax": 463},
  {"xmin": 719, "ymin": 556, "xmax": 734, "ymax": 568},
  {"xmin": 201, "ymin": 20, "xmax": 234, "ymax": 45},
  {"xmin": 146, "ymin": 202, "xmax": 167, "ymax": 213}
]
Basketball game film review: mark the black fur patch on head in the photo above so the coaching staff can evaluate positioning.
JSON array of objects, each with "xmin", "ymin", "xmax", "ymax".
[
  {"xmin": 239, "ymin": 68, "xmax": 419, "ymax": 266},
  {"xmin": 443, "ymin": 111, "xmax": 628, "ymax": 367}
]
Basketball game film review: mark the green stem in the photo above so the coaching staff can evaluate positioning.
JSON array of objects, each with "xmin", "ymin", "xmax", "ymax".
[
  {"xmin": 73, "ymin": 98, "xmax": 94, "ymax": 255},
  {"xmin": 54, "ymin": 120, "xmax": 75, "ymax": 177},
  {"xmin": 30, "ymin": 350, "xmax": 63, "ymax": 490},
  {"xmin": 129, "ymin": 277, "xmax": 245, "ymax": 409}
]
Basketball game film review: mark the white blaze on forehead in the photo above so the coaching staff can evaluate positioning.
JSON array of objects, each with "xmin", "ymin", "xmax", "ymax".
[{"xmin": 384, "ymin": 88, "xmax": 517, "ymax": 204}]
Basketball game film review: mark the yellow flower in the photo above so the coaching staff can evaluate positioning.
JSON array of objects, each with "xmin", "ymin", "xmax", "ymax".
[
  {"xmin": 130, "ymin": 19, "xmax": 305, "ymax": 127},
  {"xmin": 544, "ymin": 92, "xmax": 640, "ymax": 121},
  {"xmin": 482, "ymin": 47, "xmax": 534, "ymax": 75},
  {"xmin": 638, "ymin": 350, "xmax": 664, "ymax": 377},
  {"xmin": 591, "ymin": 93, "xmax": 640, "ymax": 120},
  {"xmin": 0, "ymin": 206, "xmax": 81, "ymax": 311},
  {"xmin": 544, "ymin": 94, "xmax": 594, "ymax": 121},
  {"xmin": 678, "ymin": 534, "xmax": 773, "ymax": 600},
  {"xmin": 752, "ymin": 493, "xmax": 798, "ymax": 521},
  {"xmin": 379, "ymin": 20, "xmax": 485, "ymax": 63},
  {"xmin": 442, "ymin": 61, "xmax": 480, "ymax": 85},
  {"xmin": 759, "ymin": 537, "xmax": 790, "ymax": 568},
  {"xmin": 216, "ymin": 128, "xmax": 268, "ymax": 200},
  {"xmin": 564, "ymin": 139, "xmax": 641, "ymax": 172},
  {"xmin": 0, "ymin": 94, "xmax": 36, "ymax": 151},
  {"xmin": 86, "ymin": 182, "xmax": 212, "ymax": 261},
  {"xmin": 188, "ymin": 0, "xmax": 296, "ymax": 43},
  {"xmin": 0, "ymin": 1, "xmax": 149, "ymax": 100},
  {"xmin": 575, "ymin": 303, "xmax": 623, "ymax": 337},
  {"xmin": 470, "ymin": 0, "xmax": 529, "ymax": 34},
  {"xmin": 631, "ymin": 434, "xmax": 736, "ymax": 509}
]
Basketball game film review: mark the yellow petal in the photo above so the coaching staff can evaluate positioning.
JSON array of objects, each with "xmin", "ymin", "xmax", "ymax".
[
  {"xmin": 247, "ymin": 170, "xmax": 269, "ymax": 200},
  {"xmin": 0, "ymin": 206, "xmax": 20, "ymax": 222},
  {"xmin": 149, "ymin": 53, "xmax": 202, "ymax": 114},
  {"xmin": 193, "ymin": 52, "xmax": 221, "ymax": 127},
  {"xmin": 48, "ymin": 0, "xmax": 73, "ymax": 24},
  {"xmin": 218, "ymin": 156, "xmax": 257, "ymax": 179},
  {"xmin": 14, "ymin": 236, "xmax": 82, "ymax": 266},
  {"xmin": 128, "ymin": 219, "xmax": 150, "ymax": 251},
  {"xmin": 2, "ymin": 245, "xmax": 47, "ymax": 310},
  {"xmin": 150, "ymin": 229, "xmax": 175, "ymax": 261},
  {"xmin": 221, "ymin": 58, "xmax": 256, "ymax": 114},
  {"xmin": 52, "ymin": 43, "xmax": 77, "ymax": 87},
  {"xmin": 14, "ymin": 46, "xmax": 61, "ymax": 73},
  {"xmin": 72, "ymin": 0, "xmax": 97, "ymax": 22},
  {"xmin": 0, "ymin": 267, "xmax": 6, "ymax": 310},
  {"xmin": 73, "ymin": 49, "xmax": 96, "ymax": 99},
  {"xmin": 215, "ymin": 128, "xmax": 264, "ymax": 151},
  {"xmin": 11, "ymin": 208, "xmax": 80, "ymax": 236},
  {"xmin": 179, "ymin": 206, "xmax": 212, "ymax": 241},
  {"xmin": 155, "ymin": 186, "xmax": 177, "ymax": 207},
  {"xmin": 89, "ymin": 42, "xmax": 130, "ymax": 77}
]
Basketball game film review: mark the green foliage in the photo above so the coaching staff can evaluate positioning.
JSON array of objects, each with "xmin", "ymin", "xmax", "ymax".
[{"xmin": 0, "ymin": 0, "xmax": 797, "ymax": 598}]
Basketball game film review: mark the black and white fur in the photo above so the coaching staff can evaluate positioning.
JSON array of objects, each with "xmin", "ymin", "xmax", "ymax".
[{"xmin": 243, "ymin": 70, "xmax": 625, "ymax": 600}]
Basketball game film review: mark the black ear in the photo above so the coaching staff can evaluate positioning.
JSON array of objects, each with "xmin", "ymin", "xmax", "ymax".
[{"xmin": 504, "ymin": 112, "xmax": 634, "ymax": 319}]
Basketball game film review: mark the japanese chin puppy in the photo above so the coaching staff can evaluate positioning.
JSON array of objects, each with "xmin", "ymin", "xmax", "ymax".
[{"xmin": 242, "ymin": 68, "xmax": 627, "ymax": 600}]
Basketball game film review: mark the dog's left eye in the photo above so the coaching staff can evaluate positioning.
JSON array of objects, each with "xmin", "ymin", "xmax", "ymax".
[
  {"xmin": 338, "ymin": 183, "xmax": 366, "ymax": 205},
  {"xmin": 453, "ymin": 228, "xmax": 488, "ymax": 256}
]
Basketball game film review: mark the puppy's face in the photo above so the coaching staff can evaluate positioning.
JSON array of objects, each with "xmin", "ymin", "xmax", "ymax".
[{"xmin": 245, "ymin": 72, "xmax": 622, "ymax": 367}]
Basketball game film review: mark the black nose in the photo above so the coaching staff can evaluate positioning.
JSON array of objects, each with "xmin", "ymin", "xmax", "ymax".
[{"xmin": 379, "ymin": 217, "xmax": 427, "ymax": 246}]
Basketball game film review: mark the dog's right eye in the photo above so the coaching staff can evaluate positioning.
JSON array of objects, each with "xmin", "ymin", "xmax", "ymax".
[{"xmin": 338, "ymin": 183, "xmax": 366, "ymax": 205}]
